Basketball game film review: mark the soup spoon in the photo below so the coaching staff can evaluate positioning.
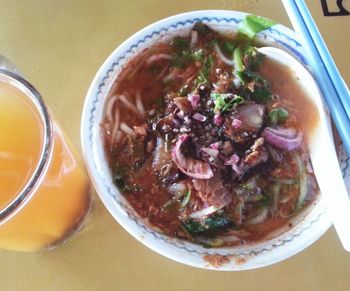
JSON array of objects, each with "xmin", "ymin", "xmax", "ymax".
[{"xmin": 258, "ymin": 47, "xmax": 350, "ymax": 252}]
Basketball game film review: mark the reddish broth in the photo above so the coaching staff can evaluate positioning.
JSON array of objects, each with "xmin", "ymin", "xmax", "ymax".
[{"xmin": 102, "ymin": 23, "xmax": 320, "ymax": 247}]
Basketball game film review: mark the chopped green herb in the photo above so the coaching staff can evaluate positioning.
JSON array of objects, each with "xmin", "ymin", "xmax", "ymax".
[
  {"xmin": 269, "ymin": 108, "xmax": 289, "ymax": 124},
  {"xmin": 192, "ymin": 48, "xmax": 204, "ymax": 61},
  {"xmin": 211, "ymin": 93, "xmax": 244, "ymax": 112},
  {"xmin": 179, "ymin": 84, "xmax": 190, "ymax": 96},
  {"xmin": 180, "ymin": 190, "xmax": 191, "ymax": 208},
  {"xmin": 161, "ymin": 198, "xmax": 178, "ymax": 212},
  {"xmin": 238, "ymin": 15, "xmax": 277, "ymax": 40},
  {"xmin": 195, "ymin": 71, "xmax": 208, "ymax": 85},
  {"xmin": 195, "ymin": 55, "xmax": 214, "ymax": 85}
]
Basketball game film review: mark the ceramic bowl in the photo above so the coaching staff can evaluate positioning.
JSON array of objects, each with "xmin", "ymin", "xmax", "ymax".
[{"xmin": 81, "ymin": 10, "xmax": 350, "ymax": 270}]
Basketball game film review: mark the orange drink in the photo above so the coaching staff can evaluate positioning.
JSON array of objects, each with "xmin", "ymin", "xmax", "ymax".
[{"xmin": 0, "ymin": 69, "xmax": 91, "ymax": 252}]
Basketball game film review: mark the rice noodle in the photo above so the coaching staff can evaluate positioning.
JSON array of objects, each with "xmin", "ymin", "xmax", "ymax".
[
  {"xmin": 135, "ymin": 92, "xmax": 145, "ymax": 117},
  {"xmin": 146, "ymin": 53, "xmax": 172, "ymax": 65},
  {"xmin": 214, "ymin": 42, "xmax": 235, "ymax": 66},
  {"xmin": 120, "ymin": 122, "xmax": 134, "ymax": 135},
  {"xmin": 115, "ymin": 130, "xmax": 123, "ymax": 143},
  {"xmin": 105, "ymin": 95, "xmax": 118, "ymax": 123},
  {"xmin": 111, "ymin": 129, "xmax": 123, "ymax": 146},
  {"xmin": 111, "ymin": 107, "xmax": 120, "ymax": 144},
  {"xmin": 190, "ymin": 30, "xmax": 198, "ymax": 48},
  {"xmin": 109, "ymin": 80, "xmax": 119, "ymax": 97},
  {"xmin": 153, "ymin": 64, "xmax": 170, "ymax": 83},
  {"xmin": 118, "ymin": 94, "xmax": 141, "ymax": 117}
]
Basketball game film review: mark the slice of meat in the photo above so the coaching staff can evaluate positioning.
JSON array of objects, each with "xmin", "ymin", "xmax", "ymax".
[
  {"xmin": 243, "ymin": 137, "xmax": 268, "ymax": 170},
  {"xmin": 192, "ymin": 172, "xmax": 232, "ymax": 209},
  {"xmin": 152, "ymin": 138, "xmax": 179, "ymax": 185},
  {"xmin": 121, "ymin": 133, "xmax": 146, "ymax": 170}
]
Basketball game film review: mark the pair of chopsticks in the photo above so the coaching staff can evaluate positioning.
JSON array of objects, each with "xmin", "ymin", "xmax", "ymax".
[{"xmin": 282, "ymin": 0, "xmax": 350, "ymax": 157}]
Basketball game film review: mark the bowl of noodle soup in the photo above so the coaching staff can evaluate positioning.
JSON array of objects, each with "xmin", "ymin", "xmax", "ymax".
[{"xmin": 81, "ymin": 10, "xmax": 350, "ymax": 270}]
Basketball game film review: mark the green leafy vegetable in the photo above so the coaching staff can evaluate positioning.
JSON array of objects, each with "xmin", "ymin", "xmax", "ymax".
[
  {"xmin": 221, "ymin": 40, "xmax": 236, "ymax": 55},
  {"xmin": 170, "ymin": 36, "xmax": 190, "ymax": 50},
  {"xmin": 182, "ymin": 215, "xmax": 233, "ymax": 234},
  {"xmin": 242, "ymin": 46, "xmax": 264, "ymax": 71},
  {"xmin": 240, "ymin": 71, "xmax": 272, "ymax": 103},
  {"xmin": 195, "ymin": 55, "xmax": 214, "ymax": 85},
  {"xmin": 269, "ymin": 108, "xmax": 289, "ymax": 124},
  {"xmin": 211, "ymin": 93, "xmax": 244, "ymax": 112},
  {"xmin": 245, "ymin": 86, "xmax": 272, "ymax": 103},
  {"xmin": 238, "ymin": 15, "xmax": 277, "ymax": 40}
]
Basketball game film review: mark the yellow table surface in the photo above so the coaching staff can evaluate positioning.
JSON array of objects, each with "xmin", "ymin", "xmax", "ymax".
[{"xmin": 1, "ymin": 1, "xmax": 350, "ymax": 290}]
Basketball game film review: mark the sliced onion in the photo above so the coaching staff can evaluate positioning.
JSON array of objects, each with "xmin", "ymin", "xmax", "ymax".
[
  {"xmin": 172, "ymin": 134, "xmax": 214, "ymax": 179},
  {"xmin": 176, "ymin": 111, "xmax": 184, "ymax": 119},
  {"xmin": 233, "ymin": 104, "xmax": 265, "ymax": 130},
  {"xmin": 189, "ymin": 206, "xmax": 217, "ymax": 219},
  {"xmin": 214, "ymin": 42, "xmax": 235, "ymax": 66},
  {"xmin": 169, "ymin": 182, "xmax": 188, "ymax": 196},
  {"xmin": 201, "ymin": 147, "xmax": 219, "ymax": 158},
  {"xmin": 214, "ymin": 114, "xmax": 223, "ymax": 126},
  {"xmin": 231, "ymin": 118, "xmax": 242, "ymax": 128},
  {"xmin": 210, "ymin": 142, "xmax": 219, "ymax": 150},
  {"xmin": 224, "ymin": 154, "xmax": 240, "ymax": 165},
  {"xmin": 187, "ymin": 94, "xmax": 200, "ymax": 109},
  {"xmin": 192, "ymin": 112, "xmax": 207, "ymax": 122},
  {"xmin": 172, "ymin": 117, "xmax": 181, "ymax": 127},
  {"xmin": 262, "ymin": 127, "xmax": 303, "ymax": 151}
]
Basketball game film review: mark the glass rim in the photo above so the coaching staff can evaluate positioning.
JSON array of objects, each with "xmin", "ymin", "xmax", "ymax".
[{"xmin": 0, "ymin": 69, "xmax": 53, "ymax": 221}]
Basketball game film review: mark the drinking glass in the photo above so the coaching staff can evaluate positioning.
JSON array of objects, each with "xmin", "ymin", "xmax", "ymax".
[{"xmin": 0, "ymin": 56, "xmax": 91, "ymax": 252}]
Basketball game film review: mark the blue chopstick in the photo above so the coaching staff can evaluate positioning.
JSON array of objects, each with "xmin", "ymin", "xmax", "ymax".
[{"xmin": 282, "ymin": 0, "xmax": 350, "ymax": 156}]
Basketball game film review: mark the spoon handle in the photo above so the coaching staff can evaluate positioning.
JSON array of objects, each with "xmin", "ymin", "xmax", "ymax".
[{"xmin": 311, "ymin": 128, "xmax": 350, "ymax": 252}]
